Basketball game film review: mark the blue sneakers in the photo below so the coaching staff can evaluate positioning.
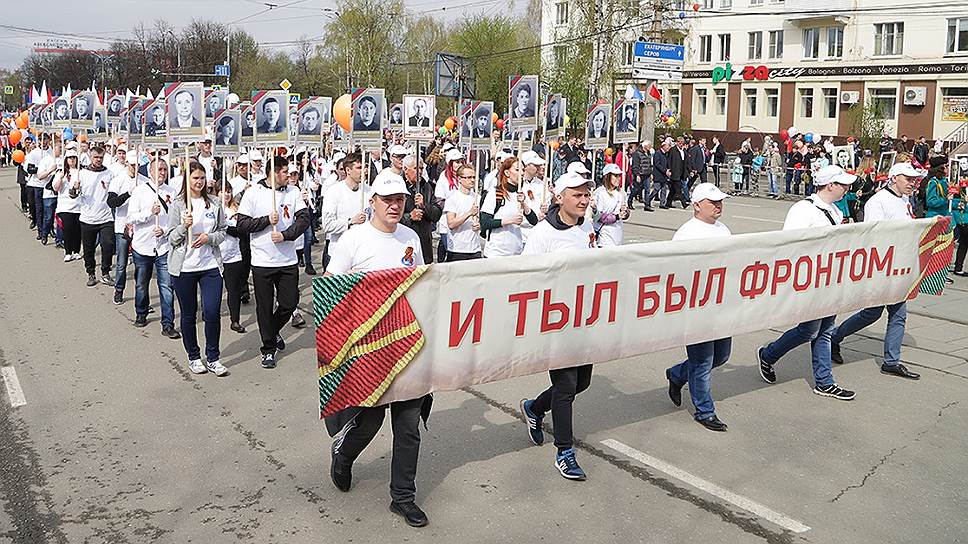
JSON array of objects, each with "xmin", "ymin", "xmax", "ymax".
[
  {"xmin": 519, "ymin": 398, "xmax": 544, "ymax": 446},
  {"xmin": 555, "ymin": 448, "xmax": 586, "ymax": 481}
]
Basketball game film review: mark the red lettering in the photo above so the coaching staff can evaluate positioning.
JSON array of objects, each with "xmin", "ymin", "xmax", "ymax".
[
  {"xmin": 742, "ymin": 65, "xmax": 755, "ymax": 80},
  {"xmin": 792, "ymin": 255, "xmax": 814, "ymax": 292},
  {"xmin": 834, "ymin": 250, "xmax": 851, "ymax": 283},
  {"xmin": 586, "ymin": 281, "xmax": 618, "ymax": 325},
  {"xmin": 849, "ymin": 248, "xmax": 868, "ymax": 281},
  {"xmin": 688, "ymin": 270, "xmax": 702, "ymax": 308},
  {"xmin": 869, "ymin": 246, "xmax": 895, "ymax": 277},
  {"xmin": 508, "ymin": 291, "xmax": 538, "ymax": 337},
  {"xmin": 814, "ymin": 252, "xmax": 833, "ymax": 288},
  {"xmin": 697, "ymin": 267, "xmax": 727, "ymax": 306},
  {"xmin": 664, "ymin": 274, "xmax": 687, "ymax": 313},
  {"xmin": 573, "ymin": 284, "xmax": 585, "ymax": 328},
  {"xmin": 448, "ymin": 298, "xmax": 484, "ymax": 348},
  {"xmin": 637, "ymin": 275, "xmax": 661, "ymax": 318},
  {"xmin": 753, "ymin": 65, "xmax": 769, "ymax": 80},
  {"xmin": 740, "ymin": 261, "xmax": 769, "ymax": 299},
  {"xmin": 540, "ymin": 290, "xmax": 571, "ymax": 333},
  {"xmin": 770, "ymin": 259, "xmax": 792, "ymax": 295}
]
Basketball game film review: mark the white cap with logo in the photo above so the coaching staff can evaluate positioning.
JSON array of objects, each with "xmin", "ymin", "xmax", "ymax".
[
  {"xmin": 814, "ymin": 165, "xmax": 857, "ymax": 186},
  {"xmin": 690, "ymin": 182, "xmax": 730, "ymax": 203},
  {"xmin": 553, "ymin": 172, "xmax": 593, "ymax": 195},
  {"xmin": 888, "ymin": 162, "xmax": 926, "ymax": 179},
  {"xmin": 388, "ymin": 144, "xmax": 411, "ymax": 157},
  {"xmin": 371, "ymin": 169, "xmax": 410, "ymax": 196},
  {"xmin": 566, "ymin": 161, "xmax": 590, "ymax": 175},
  {"xmin": 521, "ymin": 150, "xmax": 546, "ymax": 166},
  {"xmin": 601, "ymin": 163, "xmax": 622, "ymax": 176},
  {"xmin": 445, "ymin": 148, "xmax": 464, "ymax": 163}
]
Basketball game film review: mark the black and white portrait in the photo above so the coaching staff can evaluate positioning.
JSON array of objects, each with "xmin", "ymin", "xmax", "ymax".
[
  {"xmin": 585, "ymin": 105, "xmax": 610, "ymax": 148},
  {"xmin": 205, "ymin": 89, "xmax": 228, "ymax": 118},
  {"xmin": 509, "ymin": 77, "xmax": 536, "ymax": 119},
  {"xmin": 255, "ymin": 91, "xmax": 288, "ymax": 143},
  {"xmin": 214, "ymin": 109, "xmax": 241, "ymax": 156},
  {"xmin": 298, "ymin": 106, "xmax": 322, "ymax": 136},
  {"xmin": 613, "ymin": 99, "xmax": 638, "ymax": 144},
  {"xmin": 241, "ymin": 104, "xmax": 255, "ymax": 140},
  {"xmin": 353, "ymin": 92, "xmax": 383, "ymax": 133},
  {"xmin": 107, "ymin": 95, "xmax": 123, "ymax": 119},
  {"xmin": 53, "ymin": 99, "xmax": 70, "ymax": 125},
  {"xmin": 403, "ymin": 94, "xmax": 434, "ymax": 141},
  {"xmin": 168, "ymin": 85, "xmax": 203, "ymax": 132},
  {"xmin": 473, "ymin": 103, "xmax": 492, "ymax": 139},
  {"xmin": 332, "ymin": 122, "xmax": 347, "ymax": 142},
  {"xmin": 42, "ymin": 105, "xmax": 53, "ymax": 127},
  {"xmin": 388, "ymin": 103, "xmax": 403, "ymax": 128},
  {"xmin": 72, "ymin": 93, "xmax": 93, "ymax": 121},
  {"xmin": 832, "ymin": 145, "xmax": 855, "ymax": 171},
  {"xmin": 93, "ymin": 106, "xmax": 107, "ymax": 134},
  {"xmin": 144, "ymin": 103, "xmax": 167, "ymax": 137},
  {"xmin": 460, "ymin": 101, "xmax": 473, "ymax": 140},
  {"xmin": 546, "ymin": 96, "xmax": 561, "ymax": 131},
  {"xmin": 129, "ymin": 100, "xmax": 144, "ymax": 136},
  {"xmin": 318, "ymin": 97, "xmax": 332, "ymax": 133},
  {"xmin": 289, "ymin": 110, "xmax": 298, "ymax": 140}
]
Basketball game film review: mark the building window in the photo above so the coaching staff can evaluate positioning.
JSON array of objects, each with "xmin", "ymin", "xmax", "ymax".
[
  {"xmin": 874, "ymin": 22, "xmax": 904, "ymax": 56},
  {"xmin": 768, "ymin": 30, "xmax": 784, "ymax": 59},
  {"xmin": 720, "ymin": 0, "xmax": 732, "ymax": 8},
  {"xmin": 699, "ymin": 35, "xmax": 713, "ymax": 63},
  {"xmin": 870, "ymin": 88, "xmax": 897, "ymax": 120},
  {"xmin": 555, "ymin": 2, "xmax": 569, "ymax": 25},
  {"xmin": 745, "ymin": 88, "xmax": 758, "ymax": 116},
  {"xmin": 827, "ymin": 27, "xmax": 844, "ymax": 58},
  {"xmin": 947, "ymin": 18, "xmax": 968, "ymax": 54},
  {"xmin": 696, "ymin": 88, "xmax": 708, "ymax": 115},
  {"xmin": 667, "ymin": 88, "xmax": 681, "ymax": 113},
  {"xmin": 748, "ymin": 31, "xmax": 763, "ymax": 60},
  {"xmin": 800, "ymin": 88, "xmax": 814, "ymax": 118},
  {"xmin": 553, "ymin": 46, "xmax": 568, "ymax": 66},
  {"xmin": 822, "ymin": 88, "xmax": 838, "ymax": 118},
  {"xmin": 702, "ymin": 0, "xmax": 713, "ymax": 7},
  {"xmin": 718, "ymin": 33, "xmax": 731, "ymax": 61},
  {"xmin": 750, "ymin": 0, "xmax": 763, "ymax": 5},
  {"xmin": 622, "ymin": 41, "xmax": 635, "ymax": 66},
  {"xmin": 765, "ymin": 88, "xmax": 779, "ymax": 117},
  {"xmin": 714, "ymin": 88, "xmax": 726, "ymax": 115},
  {"xmin": 803, "ymin": 28, "xmax": 820, "ymax": 59}
]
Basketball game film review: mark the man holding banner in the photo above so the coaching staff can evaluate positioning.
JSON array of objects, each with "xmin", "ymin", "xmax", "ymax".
[{"xmin": 758, "ymin": 165, "xmax": 857, "ymax": 400}]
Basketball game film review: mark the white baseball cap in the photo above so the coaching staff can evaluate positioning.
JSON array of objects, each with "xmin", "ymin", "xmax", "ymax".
[
  {"xmin": 388, "ymin": 144, "xmax": 411, "ymax": 157},
  {"xmin": 125, "ymin": 152, "xmax": 139, "ymax": 165},
  {"xmin": 814, "ymin": 165, "xmax": 856, "ymax": 186},
  {"xmin": 888, "ymin": 162, "xmax": 926, "ymax": 178},
  {"xmin": 553, "ymin": 172, "xmax": 593, "ymax": 195},
  {"xmin": 521, "ymin": 150, "xmax": 546, "ymax": 166},
  {"xmin": 445, "ymin": 148, "xmax": 464, "ymax": 163},
  {"xmin": 248, "ymin": 149, "xmax": 264, "ymax": 162},
  {"xmin": 287, "ymin": 163, "xmax": 299, "ymax": 174},
  {"xmin": 496, "ymin": 150, "xmax": 513, "ymax": 162},
  {"xmin": 690, "ymin": 182, "xmax": 730, "ymax": 203},
  {"xmin": 566, "ymin": 161, "xmax": 590, "ymax": 175},
  {"xmin": 236, "ymin": 153, "xmax": 250, "ymax": 165},
  {"xmin": 332, "ymin": 151, "xmax": 346, "ymax": 164},
  {"xmin": 65, "ymin": 150, "xmax": 79, "ymax": 159},
  {"xmin": 371, "ymin": 169, "xmax": 410, "ymax": 196},
  {"xmin": 601, "ymin": 163, "xmax": 622, "ymax": 176},
  {"xmin": 116, "ymin": 145, "xmax": 128, "ymax": 154}
]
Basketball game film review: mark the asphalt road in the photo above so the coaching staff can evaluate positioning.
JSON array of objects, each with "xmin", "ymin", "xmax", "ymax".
[{"xmin": 1, "ymin": 167, "xmax": 967, "ymax": 544}]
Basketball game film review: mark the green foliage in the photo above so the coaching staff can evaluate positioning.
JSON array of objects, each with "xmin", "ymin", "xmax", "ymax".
[{"xmin": 846, "ymin": 98, "xmax": 886, "ymax": 154}]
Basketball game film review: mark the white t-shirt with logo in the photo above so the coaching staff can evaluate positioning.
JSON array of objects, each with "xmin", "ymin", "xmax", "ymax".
[
  {"xmin": 108, "ymin": 172, "xmax": 146, "ymax": 234},
  {"xmin": 520, "ymin": 178, "xmax": 549, "ymax": 241},
  {"xmin": 592, "ymin": 186, "xmax": 626, "ymax": 247},
  {"xmin": 237, "ymin": 183, "xmax": 307, "ymax": 267},
  {"xmin": 481, "ymin": 189, "xmax": 535, "ymax": 258},
  {"xmin": 673, "ymin": 217, "xmax": 732, "ymax": 241},
  {"xmin": 863, "ymin": 188, "xmax": 914, "ymax": 222},
  {"xmin": 220, "ymin": 211, "xmax": 243, "ymax": 264},
  {"xmin": 78, "ymin": 168, "xmax": 115, "ymax": 224},
  {"xmin": 320, "ymin": 181, "xmax": 372, "ymax": 245},
  {"xmin": 55, "ymin": 169, "xmax": 81, "ymax": 214},
  {"xmin": 326, "ymin": 221, "xmax": 425, "ymax": 274},
  {"xmin": 443, "ymin": 190, "xmax": 482, "ymax": 255},
  {"xmin": 522, "ymin": 219, "xmax": 596, "ymax": 255},
  {"xmin": 128, "ymin": 182, "xmax": 178, "ymax": 256},
  {"xmin": 181, "ymin": 197, "xmax": 219, "ymax": 272}
]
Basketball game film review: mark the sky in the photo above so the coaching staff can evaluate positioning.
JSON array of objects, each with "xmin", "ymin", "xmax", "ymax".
[{"xmin": 0, "ymin": 0, "xmax": 520, "ymax": 70}]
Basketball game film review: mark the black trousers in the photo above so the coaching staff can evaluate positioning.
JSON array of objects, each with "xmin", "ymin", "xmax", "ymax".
[
  {"xmin": 333, "ymin": 397, "xmax": 424, "ymax": 504},
  {"xmin": 250, "ymin": 264, "xmax": 299, "ymax": 355},
  {"xmin": 445, "ymin": 251, "xmax": 481, "ymax": 262},
  {"xmin": 954, "ymin": 224, "xmax": 968, "ymax": 272},
  {"xmin": 238, "ymin": 233, "xmax": 252, "ymax": 300},
  {"xmin": 19, "ymin": 184, "xmax": 30, "ymax": 215},
  {"xmin": 59, "ymin": 212, "xmax": 82, "ymax": 255},
  {"xmin": 80, "ymin": 221, "xmax": 115, "ymax": 276},
  {"xmin": 222, "ymin": 260, "xmax": 247, "ymax": 323},
  {"xmin": 531, "ymin": 364, "xmax": 593, "ymax": 450}
]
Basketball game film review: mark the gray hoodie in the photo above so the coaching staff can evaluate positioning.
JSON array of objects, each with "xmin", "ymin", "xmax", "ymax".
[{"xmin": 166, "ymin": 195, "xmax": 228, "ymax": 276}]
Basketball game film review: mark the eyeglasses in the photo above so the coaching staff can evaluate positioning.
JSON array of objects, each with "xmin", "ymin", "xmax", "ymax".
[{"xmin": 459, "ymin": 175, "xmax": 476, "ymax": 179}]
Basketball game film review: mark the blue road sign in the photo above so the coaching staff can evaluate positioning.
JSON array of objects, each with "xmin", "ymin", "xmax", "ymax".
[
  {"xmin": 214, "ymin": 64, "xmax": 231, "ymax": 77},
  {"xmin": 633, "ymin": 42, "xmax": 685, "ymax": 62}
]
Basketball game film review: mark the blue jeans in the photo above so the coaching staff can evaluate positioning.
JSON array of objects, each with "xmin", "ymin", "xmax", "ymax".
[
  {"xmin": 667, "ymin": 338, "xmax": 732, "ymax": 420},
  {"xmin": 680, "ymin": 179, "xmax": 690, "ymax": 203},
  {"xmin": 302, "ymin": 225, "xmax": 313, "ymax": 269},
  {"xmin": 832, "ymin": 302, "xmax": 906, "ymax": 366},
  {"xmin": 133, "ymin": 251, "xmax": 175, "ymax": 328},
  {"xmin": 761, "ymin": 316, "xmax": 836, "ymax": 387},
  {"xmin": 172, "ymin": 268, "xmax": 223, "ymax": 362},
  {"xmin": 114, "ymin": 234, "xmax": 130, "ymax": 292},
  {"xmin": 767, "ymin": 171, "xmax": 778, "ymax": 195},
  {"xmin": 41, "ymin": 197, "xmax": 57, "ymax": 239}
]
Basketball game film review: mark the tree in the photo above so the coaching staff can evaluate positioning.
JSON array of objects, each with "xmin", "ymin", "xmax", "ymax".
[
  {"xmin": 321, "ymin": 0, "xmax": 406, "ymax": 92},
  {"xmin": 846, "ymin": 99, "xmax": 886, "ymax": 155}
]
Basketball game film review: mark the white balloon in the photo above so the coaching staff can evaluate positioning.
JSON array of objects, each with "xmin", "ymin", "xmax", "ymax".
[
  {"xmin": 788, "ymin": 126, "xmax": 799, "ymax": 137},
  {"xmin": 227, "ymin": 93, "xmax": 240, "ymax": 107}
]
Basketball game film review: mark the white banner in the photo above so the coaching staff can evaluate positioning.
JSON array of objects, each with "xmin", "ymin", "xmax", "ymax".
[{"xmin": 316, "ymin": 218, "xmax": 952, "ymax": 416}]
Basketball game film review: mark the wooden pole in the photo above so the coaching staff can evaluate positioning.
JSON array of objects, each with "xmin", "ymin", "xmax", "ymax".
[
  {"xmin": 270, "ymin": 146, "xmax": 277, "ymax": 232},
  {"xmin": 185, "ymin": 144, "xmax": 192, "ymax": 246},
  {"xmin": 362, "ymin": 148, "xmax": 370, "ymax": 210}
]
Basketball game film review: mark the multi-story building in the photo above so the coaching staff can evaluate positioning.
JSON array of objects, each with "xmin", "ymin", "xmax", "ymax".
[{"xmin": 542, "ymin": 0, "xmax": 968, "ymax": 146}]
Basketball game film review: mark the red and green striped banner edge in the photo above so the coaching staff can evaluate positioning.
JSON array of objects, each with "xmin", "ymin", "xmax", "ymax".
[
  {"xmin": 908, "ymin": 216, "xmax": 954, "ymax": 299},
  {"xmin": 314, "ymin": 266, "xmax": 428, "ymax": 418}
]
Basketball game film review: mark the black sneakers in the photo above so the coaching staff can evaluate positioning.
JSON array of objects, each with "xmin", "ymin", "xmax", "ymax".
[
  {"xmin": 86, "ymin": 274, "xmax": 97, "ymax": 288},
  {"xmin": 389, "ymin": 501, "xmax": 429, "ymax": 528},
  {"xmin": 291, "ymin": 313, "xmax": 306, "ymax": 329},
  {"xmin": 261, "ymin": 353, "xmax": 276, "ymax": 369},
  {"xmin": 757, "ymin": 346, "xmax": 776, "ymax": 384},
  {"xmin": 276, "ymin": 335, "xmax": 286, "ymax": 351},
  {"xmin": 519, "ymin": 399, "xmax": 544, "ymax": 446},
  {"xmin": 113, "ymin": 290, "xmax": 124, "ymax": 305},
  {"xmin": 831, "ymin": 342, "xmax": 844, "ymax": 364},
  {"xmin": 666, "ymin": 368, "xmax": 683, "ymax": 407},
  {"xmin": 133, "ymin": 315, "xmax": 148, "ymax": 328},
  {"xmin": 99, "ymin": 274, "xmax": 114, "ymax": 286},
  {"xmin": 813, "ymin": 384, "xmax": 856, "ymax": 400},
  {"xmin": 161, "ymin": 326, "xmax": 181, "ymax": 340}
]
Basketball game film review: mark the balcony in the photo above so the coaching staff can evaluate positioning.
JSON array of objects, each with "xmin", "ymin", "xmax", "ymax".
[{"xmin": 784, "ymin": 0, "xmax": 852, "ymax": 26}]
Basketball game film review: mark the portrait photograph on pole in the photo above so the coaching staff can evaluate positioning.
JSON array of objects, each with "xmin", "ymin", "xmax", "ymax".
[
  {"xmin": 318, "ymin": 96, "xmax": 332, "ymax": 134},
  {"xmin": 507, "ymin": 74, "xmax": 538, "ymax": 133},
  {"xmin": 52, "ymin": 96, "xmax": 70, "ymax": 128},
  {"xmin": 544, "ymin": 93, "xmax": 564, "ymax": 142},
  {"xmin": 403, "ymin": 94, "xmax": 435, "ymax": 141},
  {"xmin": 585, "ymin": 102, "xmax": 611, "ymax": 149},
  {"xmin": 296, "ymin": 97, "xmax": 324, "ymax": 144},
  {"xmin": 459, "ymin": 99, "xmax": 473, "ymax": 143},
  {"xmin": 166, "ymin": 82, "xmax": 205, "ymax": 143},
  {"xmin": 70, "ymin": 90, "xmax": 96, "ymax": 130},
  {"xmin": 388, "ymin": 103, "xmax": 403, "ymax": 131},
  {"xmin": 205, "ymin": 88, "xmax": 229, "ymax": 120},
  {"xmin": 106, "ymin": 93, "xmax": 124, "ymax": 121},
  {"xmin": 471, "ymin": 101, "xmax": 493, "ymax": 150},
  {"xmin": 240, "ymin": 102, "xmax": 255, "ymax": 145},
  {"xmin": 350, "ymin": 87, "xmax": 384, "ymax": 149},
  {"xmin": 252, "ymin": 90, "xmax": 289, "ymax": 144},
  {"xmin": 142, "ymin": 97, "xmax": 168, "ymax": 146},
  {"xmin": 832, "ymin": 145, "xmax": 856, "ymax": 171},
  {"xmin": 213, "ymin": 107, "xmax": 241, "ymax": 157},
  {"xmin": 91, "ymin": 105, "xmax": 108, "ymax": 140},
  {"xmin": 612, "ymin": 98, "xmax": 639, "ymax": 144}
]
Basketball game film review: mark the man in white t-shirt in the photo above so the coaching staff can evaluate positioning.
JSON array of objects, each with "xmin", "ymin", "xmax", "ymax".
[
  {"xmin": 321, "ymin": 152, "xmax": 371, "ymax": 253},
  {"xmin": 37, "ymin": 139, "xmax": 61, "ymax": 246},
  {"xmin": 830, "ymin": 162, "xmax": 922, "ymax": 380},
  {"xmin": 758, "ymin": 165, "xmax": 857, "ymax": 401},
  {"xmin": 107, "ymin": 152, "xmax": 148, "ymax": 305},
  {"xmin": 71, "ymin": 146, "xmax": 117, "ymax": 288},
  {"xmin": 196, "ymin": 138, "xmax": 215, "ymax": 181},
  {"xmin": 226, "ymin": 152, "xmax": 253, "ymax": 304},
  {"xmin": 25, "ymin": 134, "xmax": 50, "ymax": 232},
  {"xmin": 519, "ymin": 172, "xmax": 597, "ymax": 482},
  {"xmin": 236, "ymin": 155, "xmax": 311, "ymax": 369},
  {"xmin": 665, "ymin": 183, "xmax": 733, "ymax": 432},
  {"xmin": 324, "ymin": 169, "xmax": 431, "ymax": 529},
  {"xmin": 519, "ymin": 150, "xmax": 548, "ymax": 242}
]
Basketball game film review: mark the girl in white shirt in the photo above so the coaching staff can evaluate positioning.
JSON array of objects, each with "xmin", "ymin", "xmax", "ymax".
[
  {"xmin": 211, "ymin": 181, "xmax": 247, "ymax": 334},
  {"xmin": 479, "ymin": 157, "xmax": 538, "ymax": 258},
  {"xmin": 52, "ymin": 151, "xmax": 82, "ymax": 261},
  {"xmin": 592, "ymin": 164, "xmax": 630, "ymax": 247},
  {"xmin": 168, "ymin": 160, "xmax": 229, "ymax": 377},
  {"xmin": 443, "ymin": 164, "xmax": 482, "ymax": 261}
]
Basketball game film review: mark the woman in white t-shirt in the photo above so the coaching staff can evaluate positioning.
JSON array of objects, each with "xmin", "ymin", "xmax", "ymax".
[
  {"xmin": 211, "ymin": 180, "xmax": 246, "ymax": 334},
  {"xmin": 592, "ymin": 164, "xmax": 630, "ymax": 247},
  {"xmin": 443, "ymin": 164, "xmax": 482, "ymax": 261},
  {"xmin": 167, "ymin": 160, "xmax": 229, "ymax": 377},
  {"xmin": 52, "ymin": 150, "xmax": 82, "ymax": 262},
  {"xmin": 479, "ymin": 157, "xmax": 538, "ymax": 258},
  {"xmin": 433, "ymin": 148, "xmax": 464, "ymax": 262}
]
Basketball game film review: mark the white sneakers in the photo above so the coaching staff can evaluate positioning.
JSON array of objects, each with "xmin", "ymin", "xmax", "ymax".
[
  {"xmin": 63, "ymin": 253, "xmax": 81, "ymax": 262},
  {"xmin": 188, "ymin": 358, "xmax": 229, "ymax": 377}
]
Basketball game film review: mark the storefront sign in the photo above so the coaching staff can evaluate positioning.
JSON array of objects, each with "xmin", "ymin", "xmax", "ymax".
[
  {"xmin": 691, "ymin": 62, "xmax": 968, "ymax": 81},
  {"xmin": 942, "ymin": 96, "xmax": 968, "ymax": 122}
]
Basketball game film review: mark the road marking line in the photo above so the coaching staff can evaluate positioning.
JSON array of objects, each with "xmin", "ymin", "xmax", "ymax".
[
  {"xmin": 734, "ymin": 215, "xmax": 784, "ymax": 224},
  {"xmin": 1, "ymin": 367, "xmax": 26, "ymax": 407},
  {"xmin": 729, "ymin": 203, "xmax": 761, "ymax": 208},
  {"xmin": 601, "ymin": 439, "xmax": 811, "ymax": 534}
]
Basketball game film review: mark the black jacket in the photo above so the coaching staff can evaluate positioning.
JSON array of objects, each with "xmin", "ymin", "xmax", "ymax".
[
  {"xmin": 652, "ymin": 149, "xmax": 670, "ymax": 184},
  {"xmin": 686, "ymin": 145, "xmax": 705, "ymax": 173},
  {"xmin": 669, "ymin": 146, "xmax": 686, "ymax": 181},
  {"xmin": 400, "ymin": 178, "xmax": 442, "ymax": 264}
]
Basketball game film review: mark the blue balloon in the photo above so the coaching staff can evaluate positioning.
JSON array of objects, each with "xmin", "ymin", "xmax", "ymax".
[
  {"xmin": 679, "ymin": 11, "xmax": 686, "ymax": 18},
  {"xmin": 804, "ymin": 133, "xmax": 813, "ymax": 143},
  {"xmin": 63, "ymin": 128, "xmax": 74, "ymax": 141}
]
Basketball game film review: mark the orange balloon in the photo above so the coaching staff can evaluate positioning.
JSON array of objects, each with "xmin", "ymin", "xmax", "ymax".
[
  {"xmin": 550, "ymin": 140, "xmax": 560, "ymax": 150},
  {"xmin": 12, "ymin": 149, "xmax": 25, "ymax": 163},
  {"xmin": 333, "ymin": 94, "xmax": 352, "ymax": 132},
  {"xmin": 444, "ymin": 118, "xmax": 455, "ymax": 131},
  {"xmin": 16, "ymin": 114, "xmax": 28, "ymax": 130},
  {"xmin": 77, "ymin": 134, "xmax": 88, "ymax": 143},
  {"xmin": 491, "ymin": 112, "xmax": 498, "ymax": 123},
  {"xmin": 8, "ymin": 130, "xmax": 21, "ymax": 146},
  {"xmin": 604, "ymin": 147, "xmax": 614, "ymax": 157}
]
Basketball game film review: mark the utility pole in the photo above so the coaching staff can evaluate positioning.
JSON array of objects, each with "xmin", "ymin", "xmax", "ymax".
[
  {"xmin": 225, "ymin": 34, "xmax": 231, "ymax": 89},
  {"xmin": 640, "ymin": 0, "xmax": 664, "ymax": 144}
]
